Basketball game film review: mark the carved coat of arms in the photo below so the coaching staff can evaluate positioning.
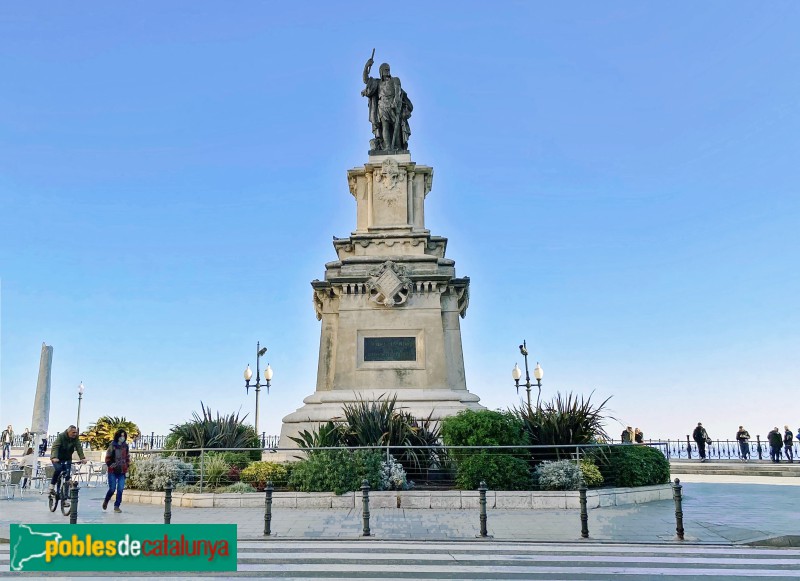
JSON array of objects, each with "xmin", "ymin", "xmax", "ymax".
[
  {"xmin": 366, "ymin": 260, "xmax": 410, "ymax": 307},
  {"xmin": 373, "ymin": 158, "xmax": 406, "ymax": 207}
]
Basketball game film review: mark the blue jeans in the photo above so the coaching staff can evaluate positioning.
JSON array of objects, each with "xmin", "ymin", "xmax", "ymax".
[
  {"xmin": 105, "ymin": 472, "xmax": 125, "ymax": 508},
  {"xmin": 1, "ymin": 443, "xmax": 10, "ymax": 460},
  {"xmin": 51, "ymin": 461, "xmax": 72, "ymax": 486}
]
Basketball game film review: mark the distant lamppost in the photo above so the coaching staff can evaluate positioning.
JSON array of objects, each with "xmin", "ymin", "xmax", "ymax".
[
  {"xmin": 512, "ymin": 340, "xmax": 543, "ymax": 410},
  {"xmin": 243, "ymin": 342, "xmax": 273, "ymax": 439},
  {"xmin": 76, "ymin": 382, "xmax": 85, "ymax": 432}
]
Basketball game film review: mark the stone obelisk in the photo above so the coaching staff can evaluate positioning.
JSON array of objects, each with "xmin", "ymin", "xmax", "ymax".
[
  {"xmin": 31, "ymin": 342, "xmax": 54, "ymax": 444},
  {"xmin": 278, "ymin": 56, "xmax": 484, "ymax": 447}
]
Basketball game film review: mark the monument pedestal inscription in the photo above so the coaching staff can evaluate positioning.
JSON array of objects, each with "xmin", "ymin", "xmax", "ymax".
[{"xmin": 278, "ymin": 57, "xmax": 483, "ymax": 447}]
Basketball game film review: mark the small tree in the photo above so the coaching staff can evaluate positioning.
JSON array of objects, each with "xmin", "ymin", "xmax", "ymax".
[{"xmin": 81, "ymin": 416, "xmax": 141, "ymax": 449}]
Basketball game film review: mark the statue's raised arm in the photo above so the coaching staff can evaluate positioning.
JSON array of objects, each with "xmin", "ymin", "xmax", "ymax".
[{"xmin": 360, "ymin": 50, "xmax": 412, "ymax": 155}]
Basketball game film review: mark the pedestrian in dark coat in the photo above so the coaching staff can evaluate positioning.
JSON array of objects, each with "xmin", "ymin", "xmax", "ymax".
[
  {"xmin": 784, "ymin": 426, "xmax": 794, "ymax": 463},
  {"xmin": 768, "ymin": 427, "xmax": 783, "ymax": 463},
  {"xmin": 103, "ymin": 429, "xmax": 130, "ymax": 513},
  {"xmin": 735, "ymin": 426, "xmax": 751, "ymax": 462},
  {"xmin": 693, "ymin": 422, "xmax": 711, "ymax": 462}
]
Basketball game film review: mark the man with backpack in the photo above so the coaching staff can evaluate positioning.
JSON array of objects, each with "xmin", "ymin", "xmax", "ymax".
[{"xmin": 693, "ymin": 422, "xmax": 711, "ymax": 462}]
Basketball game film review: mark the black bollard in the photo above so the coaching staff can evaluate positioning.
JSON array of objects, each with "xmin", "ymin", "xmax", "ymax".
[
  {"xmin": 69, "ymin": 481, "xmax": 79, "ymax": 524},
  {"xmin": 672, "ymin": 478, "xmax": 685, "ymax": 540},
  {"xmin": 579, "ymin": 485, "xmax": 589, "ymax": 538},
  {"xmin": 164, "ymin": 479, "xmax": 173, "ymax": 525},
  {"xmin": 361, "ymin": 479, "xmax": 371, "ymax": 537},
  {"xmin": 686, "ymin": 435, "xmax": 692, "ymax": 460},
  {"xmin": 478, "ymin": 480, "xmax": 489, "ymax": 538},
  {"xmin": 756, "ymin": 435, "xmax": 763, "ymax": 460},
  {"xmin": 264, "ymin": 480, "xmax": 274, "ymax": 536}
]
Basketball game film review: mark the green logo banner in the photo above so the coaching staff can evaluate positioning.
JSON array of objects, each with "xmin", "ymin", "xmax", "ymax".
[{"xmin": 10, "ymin": 524, "xmax": 237, "ymax": 572}]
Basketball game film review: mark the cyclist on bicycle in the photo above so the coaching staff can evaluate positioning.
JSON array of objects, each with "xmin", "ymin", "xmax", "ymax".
[{"xmin": 49, "ymin": 425, "xmax": 86, "ymax": 494}]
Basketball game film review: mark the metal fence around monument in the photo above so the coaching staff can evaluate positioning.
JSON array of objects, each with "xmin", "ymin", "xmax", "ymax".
[{"xmin": 126, "ymin": 442, "xmax": 673, "ymax": 494}]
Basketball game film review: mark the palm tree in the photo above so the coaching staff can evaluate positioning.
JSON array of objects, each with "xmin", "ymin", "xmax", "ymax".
[{"xmin": 81, "ymin": 416, "xmax": 141, "ymax": 449}]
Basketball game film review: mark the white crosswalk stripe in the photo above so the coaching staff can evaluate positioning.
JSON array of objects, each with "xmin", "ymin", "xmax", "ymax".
[{"xmin": 2, "ymin": 540, "xmax": 800, "ymax": 579}]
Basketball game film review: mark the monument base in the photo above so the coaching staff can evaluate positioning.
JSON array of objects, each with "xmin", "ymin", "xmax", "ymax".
[{"xmin": 278, "ymin": 388, "xmax": 483, "ymax": 450}]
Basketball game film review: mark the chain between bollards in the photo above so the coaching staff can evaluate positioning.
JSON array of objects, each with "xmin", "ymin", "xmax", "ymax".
[
  {"xmin": 69, "ymin": 480, "xmax": 79, "ymax": 524},
  {"xmin": 672, "ymin": 477, "xmax": 685, "ymax": 540},
  {"xmin": 264, "ymin": 480, "xmax": 274, "ymax": 536},
  {"xmin": 579, "ymin": 484, "xmax": 589, "ymax": 538},
  {"xmin": 477, "ymin": 480, "xmax": 489, "ymax": 538},
  {"xmin": 164, "ymin": 479, "xmax": 173, "ymax": 524},
  {"xmin": 361, "ymin": 479, "xmax": 371, "ymax": 536}
]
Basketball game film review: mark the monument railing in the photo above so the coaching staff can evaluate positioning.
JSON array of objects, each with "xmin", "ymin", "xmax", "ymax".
[{"xmin": 127, "ymin": 442, "xmax": 672, "ymax": 493}]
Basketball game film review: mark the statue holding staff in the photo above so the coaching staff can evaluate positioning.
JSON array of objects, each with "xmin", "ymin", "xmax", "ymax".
[{"xmin": 361, "ymin": 49, "xmax": 413, "ymax": 154}]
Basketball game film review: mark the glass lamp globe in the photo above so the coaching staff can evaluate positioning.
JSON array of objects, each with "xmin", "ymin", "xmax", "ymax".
[
  {"xmin": 244, "ymin": 365, "xmax": 253, "ymax": 382},
  {"xmin": 533, "ymin": 363, "xmax": 543, "ymax": 381}
]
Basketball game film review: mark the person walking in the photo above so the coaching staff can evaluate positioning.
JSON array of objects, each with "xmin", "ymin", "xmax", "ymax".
[
  {"xmin": 634, "ymin": 428, "xmax": 644, "ymax": 444},
  {"xmin": 693, "ymin": 422, "xmax": 711, "ymax": 462},
  {"xmin": 767, "ymin": 427, "xmax": 783, "ymax": 463},
  {"xmin": 103, "ymin": 429, "xmax": 130, "ymax": 513},
  {"xmin": 49, "ymin": 425, "xmax": 87, "ymax": 493},
  {"xmin": 784, "ymin": 426, "xmax": 794, "ymax": 463},
  {"xmin": 1, "ymin": 425, "xmax": 13, "ymax": 460},
  {"xmin": 735, "ymin": 426, "xmax": 751, "ymax": 462}
]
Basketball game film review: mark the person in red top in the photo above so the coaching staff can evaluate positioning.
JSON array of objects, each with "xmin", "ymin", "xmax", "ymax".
[{"xmin": 103, "ymin": 429, "xmax": 129, "ymax": 513}]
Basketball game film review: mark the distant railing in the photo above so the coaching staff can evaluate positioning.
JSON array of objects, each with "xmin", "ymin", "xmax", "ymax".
[
  {"xmin": 607, "ymin": 437, "xmax": 799, "ymax": 461},
  {"xmin": 8, "ymin": 433, "xmax": 281, "ymax": 451}
]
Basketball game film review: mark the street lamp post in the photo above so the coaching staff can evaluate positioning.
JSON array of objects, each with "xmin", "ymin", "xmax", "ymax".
[
  {"xmin": 511, "ymin": 340, "xmax": 543, "ymax": 410},
  {"xmin": 76, "ymin": 382, "xmax": 85, "ymax": 433},
  {"xmin": 243, "ymin": 342, "xmax": 273, "ymax": 441}
]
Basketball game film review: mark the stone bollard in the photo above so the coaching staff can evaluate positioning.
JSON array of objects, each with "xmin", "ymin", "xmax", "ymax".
[
  {"xmin": 478, "ymin": 480, "xmax": 489, "ymax": 538},
  {"xmin": 672, "ymin": 478, "xmax": 685, "ymax": 540},
  {"xmin": 579, "ymin": 485, "xmax": 589, "ymax": 538},
  {"xmin": 69, "ymin": 480, "xmax": 79, "ymax": 524},
  {"xmin": 164, "ymin": 479, "xmax": 173, "ymax": 525},
  {"xmin": 361, "ymin": 479, "xmax": 371, "ymax": 537},
  {"xmin": 264, "ymin": 480, "xmax": 274, "ymax": 536}
]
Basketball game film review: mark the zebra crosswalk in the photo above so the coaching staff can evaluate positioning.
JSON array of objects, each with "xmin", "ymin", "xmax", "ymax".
[{"xmin": 2, "ymin": 539, "xmax": 799, "ymax": 579}]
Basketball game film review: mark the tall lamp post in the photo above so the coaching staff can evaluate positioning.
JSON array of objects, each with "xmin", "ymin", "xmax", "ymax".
[
  {"xmin": 76, "ymin": 382, "xmax": 85, "ymax": 433},
  {"xmin": 511, "ymin": 340, "xmax": 543, "ymax": 410},
  {"xmin": 243, "ymin": 342, "xmax": 273, "ymax": 441}
]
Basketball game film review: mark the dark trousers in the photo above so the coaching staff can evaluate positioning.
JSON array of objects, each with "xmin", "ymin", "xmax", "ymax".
[
  {"xmin": 1, "ymin": 443, "xmax": 10, "ymax": 460},
  {"xmin": 770, "ymin": 446, "xmax": 782, "ymax": 462},
  {"xmin": 51, "ymin": 461, "xmax": 72, "ymax": 485},
  {"xmin": 739, "ymin": 441, "xmax": 750, "ymax": 459},
  {"xmin": 105, "ymin": 472, "xmax": 126, "ymax": 508},
  {"xmin": 785, "ymin": 445, "xmax": 794, "ymax": 463},
  {"xmin": 696, "ymin": 440, "xmax": 706, "ymax": 459}
]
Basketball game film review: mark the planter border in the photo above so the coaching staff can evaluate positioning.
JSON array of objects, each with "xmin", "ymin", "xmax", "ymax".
[{"xmin": 123, "ymin": 483, "xmax": 673, "ymax": 509}]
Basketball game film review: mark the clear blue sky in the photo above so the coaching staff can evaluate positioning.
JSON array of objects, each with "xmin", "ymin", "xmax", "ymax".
[{"xmin": 2, "ymin": 2, "xmax": 799, "ymax": 442}]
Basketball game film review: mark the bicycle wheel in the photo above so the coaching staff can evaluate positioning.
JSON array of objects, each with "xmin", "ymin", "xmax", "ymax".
[
  {"xmin": 60, "ymin": 481, "xmax": 71, "ymax": 516},
  {"xmin": 48, "ymin": 485, "xmax": 58, "ymax": 512}
]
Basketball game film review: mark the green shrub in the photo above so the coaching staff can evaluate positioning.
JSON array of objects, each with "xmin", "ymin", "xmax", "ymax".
[
  {"xmin": 441, "ymin": 410, "xmax": 528, "ymax": 448},
  {"xmin": 454, "ymin": 452, "xmax": 531, "ymax": 491},
  {"xmin": 128, "ymin": 456, "xmax": 196, "ymax": 491},
  {"xmin": 288, "ymin": 449, "xmax": 383, "ymax": 494},
  {"xmin": 579, "ymin": 459, "xmax": 604, "ymax": 487},
  {"xmin": 167, "ymin": 402, "xmax": 261, "ymax": 460},
  {"xmin": 534, "ymin": 460, "xmax": 582, "ymax": 490},
  {"xmin": 241, "ymin": 462, "xmax": 291, "ymax": 490},
  {"xmin": 217, "ymin": 482, "xmax": 257, "ymax": 493},
  {"xmin": 602, "ymin": 445, "xmax": 670, "ymax": 487}
]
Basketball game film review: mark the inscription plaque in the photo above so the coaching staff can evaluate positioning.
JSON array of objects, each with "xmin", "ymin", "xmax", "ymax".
[{"xmin": 364, "ymin": 337, "xmax": 416, "ymax": 362}]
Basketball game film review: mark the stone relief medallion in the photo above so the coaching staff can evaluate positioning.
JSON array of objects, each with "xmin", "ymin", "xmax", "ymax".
[
  {"xmin": 366, "ymin": 260, "xmax": 410, "ymax": 307},
  {"xmin": 374, "ymin": 158, "xmax": 406, "ymax": 207}
]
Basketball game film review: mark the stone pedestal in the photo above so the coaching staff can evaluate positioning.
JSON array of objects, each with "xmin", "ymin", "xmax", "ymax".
[{"xmin": 279, "ymin": 154, "xmax": 483, "ymax": 447}]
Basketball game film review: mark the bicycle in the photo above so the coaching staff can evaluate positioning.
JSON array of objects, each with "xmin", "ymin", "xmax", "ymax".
[{"xmin": 48, "ymin": 461, "xmax": 73, "ymax": 516}]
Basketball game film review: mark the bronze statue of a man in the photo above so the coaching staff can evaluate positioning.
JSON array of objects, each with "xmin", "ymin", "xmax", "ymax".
[{"xmin": 361, "ymin": 52, "xmax": 412, "ymax": 153}]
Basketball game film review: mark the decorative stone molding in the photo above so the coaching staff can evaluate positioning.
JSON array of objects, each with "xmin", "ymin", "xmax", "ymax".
[
  {"xmin": 366, "ymin": 260, "xmax": 411, "ymax": 307},
  {"xmin": 373, "ymin": 158, "xmax": 407, "ymax": 208}
]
